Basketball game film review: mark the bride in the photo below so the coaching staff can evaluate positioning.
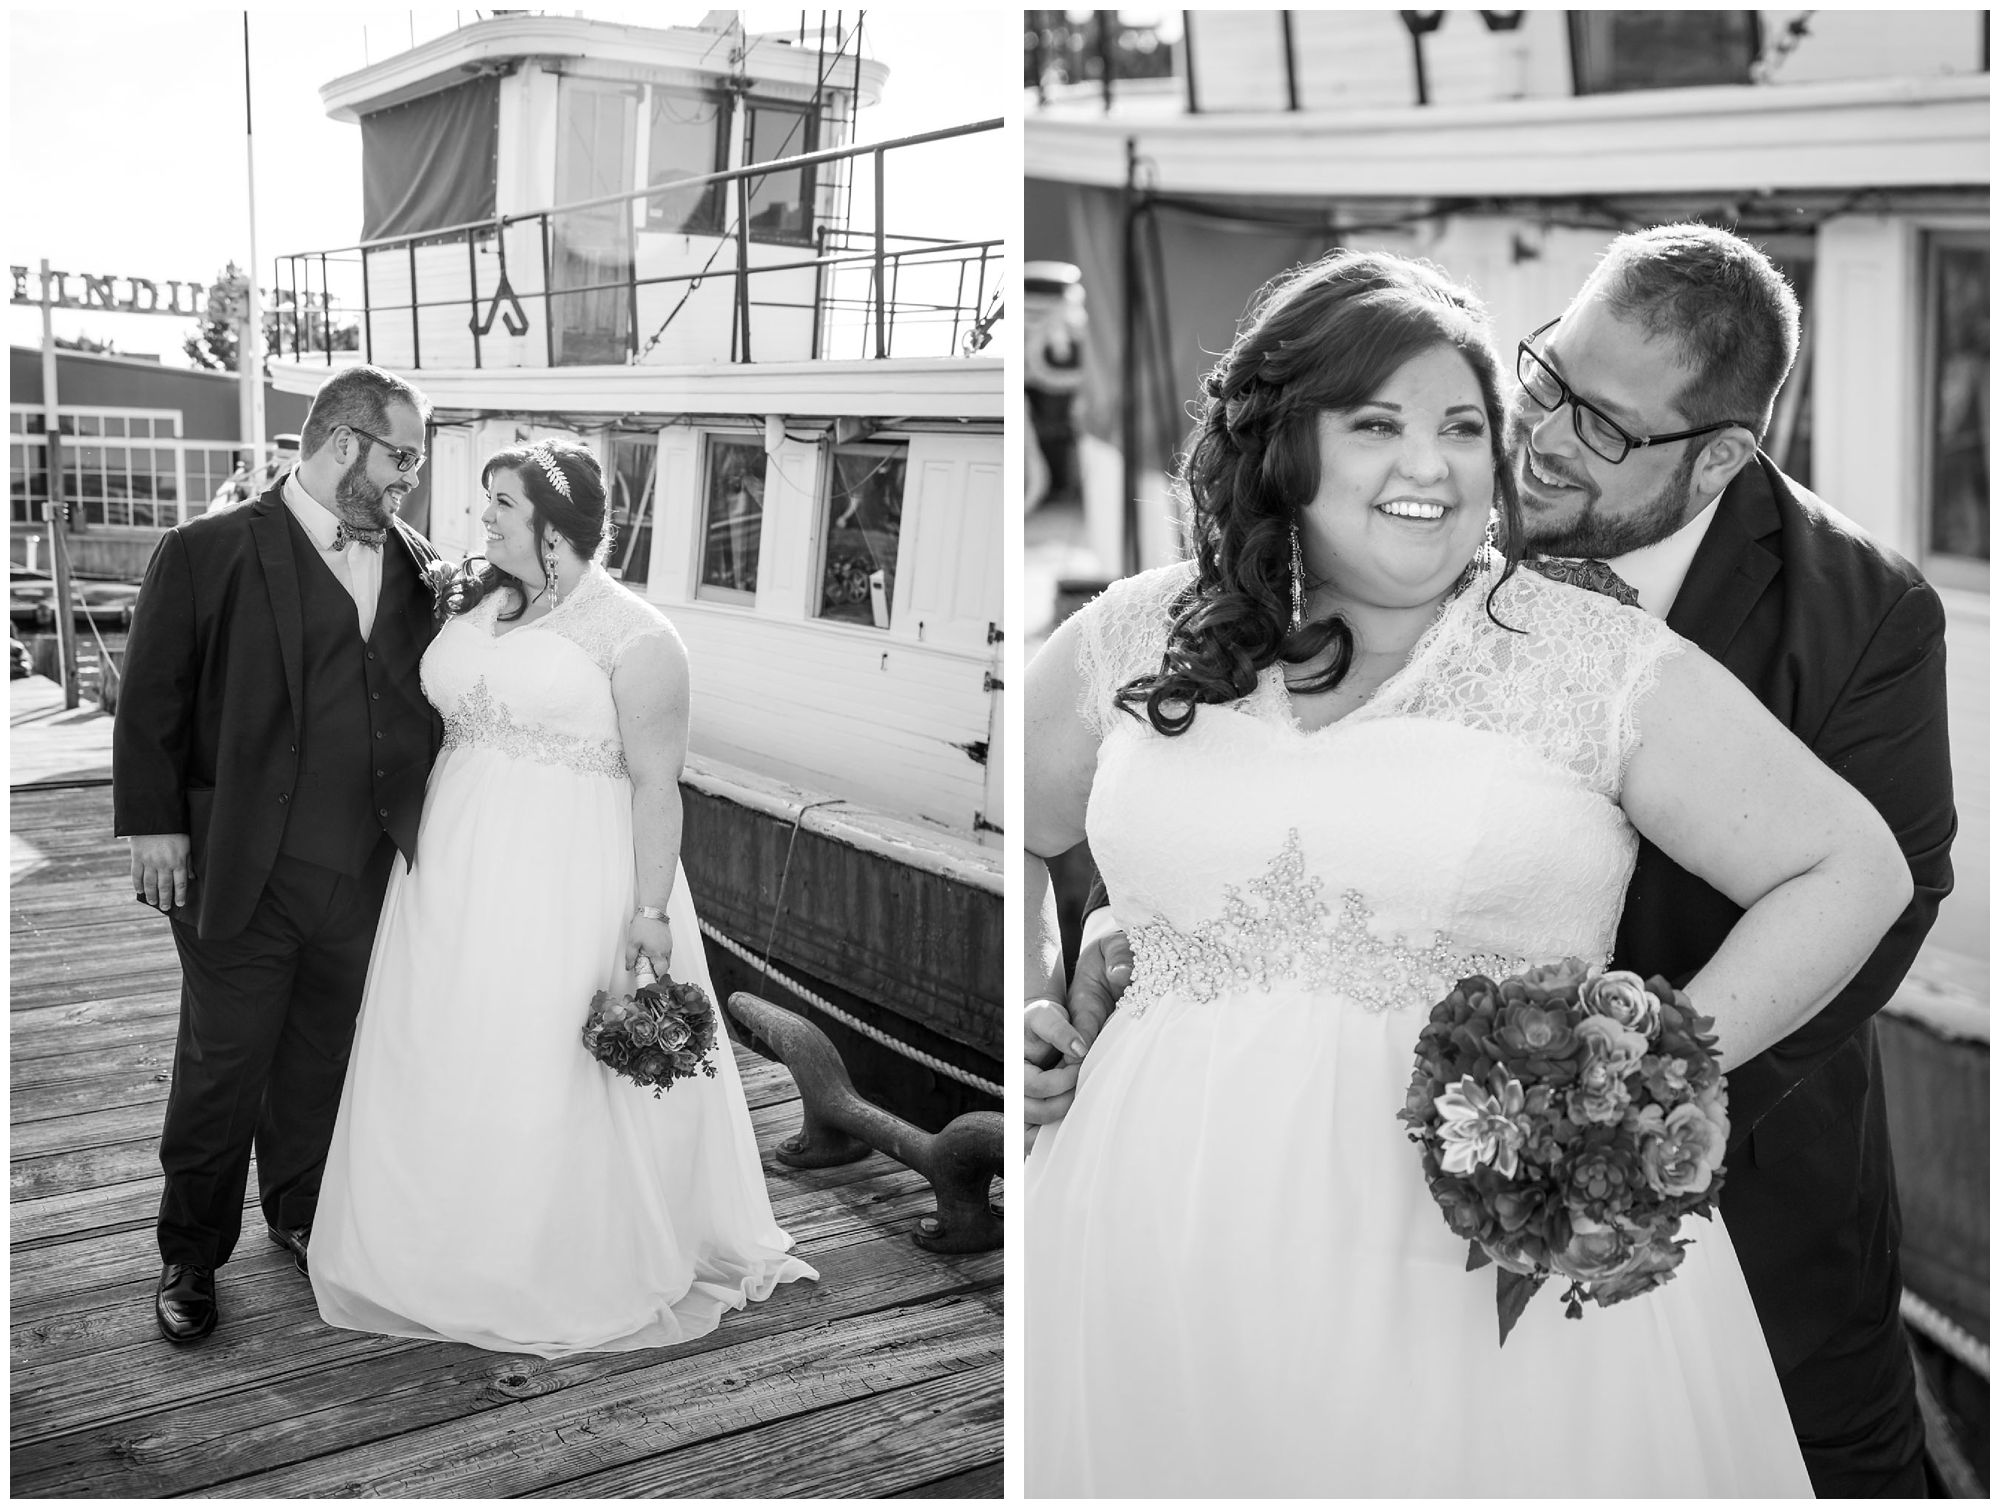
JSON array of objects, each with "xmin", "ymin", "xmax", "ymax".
[
  {"xmin": 1022, "ymin": 252, "xmax": 1909, "ymax": 1495},
  {"xmin": 311, "ymin": 439, "xmax": 815, "ymax": 1356}
]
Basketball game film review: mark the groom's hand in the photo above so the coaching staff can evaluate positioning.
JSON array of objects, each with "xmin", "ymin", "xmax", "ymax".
[
  {"xmin": 129, "ymin": 833, "xmax": 192, "ymax": 913},
  {"xmin": 1023, "ymin": 930, "xmax": 1135, "ymax": 1140},
  {"xmin": 1024, "ymin": 998, "xmax": 1088, "ymax": 1141},
  {"xmin": 1066, "ymin": 927, "xmax": 1133, "ymax": 1044}
]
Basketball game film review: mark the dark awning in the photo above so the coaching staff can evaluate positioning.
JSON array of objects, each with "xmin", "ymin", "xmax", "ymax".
[{"xmin": 360, "ymin": 76, "xmax": 499, "ymax": 241}]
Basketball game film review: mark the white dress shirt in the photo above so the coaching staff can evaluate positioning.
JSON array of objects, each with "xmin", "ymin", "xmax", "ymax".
[
  {"xmin": 281, "ymin": 467, "xmax": 382, "ymax": 640},
  {"xmin": 1603, "ymin": 493, "xmax": 1723, "ymax": 621}
]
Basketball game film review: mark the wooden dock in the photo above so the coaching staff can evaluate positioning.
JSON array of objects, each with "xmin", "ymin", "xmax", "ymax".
[{"xmin": 11, "ymin": 778, "xmax": 1001, "ymax": 1498}]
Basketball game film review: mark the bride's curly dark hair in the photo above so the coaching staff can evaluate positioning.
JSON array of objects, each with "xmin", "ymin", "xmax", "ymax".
[
  {"xmin": 440, "ymin": 440, "xmax": 611, "ymax": 622},
  {"xmin": 1114, "ymin": 250, "xmax": 1523, "ymax": 736}
]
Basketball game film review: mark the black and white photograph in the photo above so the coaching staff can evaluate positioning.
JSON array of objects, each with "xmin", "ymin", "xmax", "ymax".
[
  {"xmin": 1022, "ymin": 9, "xmax": 1986, "ymax": 1498},
  {"xmin": 12, "ymin": 8, "xmax": 1004, "ymax": 1496}
]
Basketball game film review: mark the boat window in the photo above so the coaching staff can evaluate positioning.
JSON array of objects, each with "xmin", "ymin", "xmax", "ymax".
[
  {"xmin": 745, "ymin": 102, "xmax": 816, "ymax": 246},
  {"xmin": 645, "ymin": 90, "xmax": 726, "ymax": 235},
  {"xmin": 552, "ymin": 79, "xmax": 638, "ymax": 365},
  {"xmin": 1923, "ymin": 229, "xmax": 1989, "ymax": 590},
  {"xmin": 608, "ymin": 432, "xmax": 658, "ymax": 583},
  {"xmin": 1568, "ymin": 12, "xmax": 1760, "ymax": 93},
  {"xmin": 817, "ymin": 442, "xmax": 908, "ymax": 629},
  {"xmin": 698, "ymin": 435, "xmax": 767, "ymax": 600}
]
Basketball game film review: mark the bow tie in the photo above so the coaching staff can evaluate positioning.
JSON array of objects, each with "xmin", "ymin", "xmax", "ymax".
[
  {"xmin": 1525, "ymin": 556, "xmax": 1641, "ymax": 610},
  {"xmin": 332, "ymin": 521, "xmax": 388, "ymax": 552}
]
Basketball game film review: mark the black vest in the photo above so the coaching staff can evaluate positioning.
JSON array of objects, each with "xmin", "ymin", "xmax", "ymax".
[{"xmin": 276, "ymin": 516, "xmax": 416, "ymax": 875}]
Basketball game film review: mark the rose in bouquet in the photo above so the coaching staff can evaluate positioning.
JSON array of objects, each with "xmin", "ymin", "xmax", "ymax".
[
  {"xmin": 1398, "ymin": 959, "xmax": 1729, "ymax": 1344},
  {"xmin": 581, "ymin": 961, "xmax": 721, "ymax": 1096}
]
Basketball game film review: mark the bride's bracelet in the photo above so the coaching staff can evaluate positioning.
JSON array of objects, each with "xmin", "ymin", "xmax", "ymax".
[{"xmin": 633, "ymin": 905, "xmax": 670, "ymax": 923}]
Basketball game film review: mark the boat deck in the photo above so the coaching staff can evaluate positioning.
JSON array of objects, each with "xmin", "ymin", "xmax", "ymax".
[{"xmin": 10, "ymin": 769, "xmax": 1001, "ymax": 1497}]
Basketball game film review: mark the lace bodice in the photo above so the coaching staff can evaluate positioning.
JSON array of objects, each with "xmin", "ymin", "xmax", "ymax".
[
  {"xmin": 423, "ymin": 564, "xmax": 681, "ymax": 780},
  {"xmin": 1074, "ymin": 557, "xmax": 1687, "ymax": 1013}
]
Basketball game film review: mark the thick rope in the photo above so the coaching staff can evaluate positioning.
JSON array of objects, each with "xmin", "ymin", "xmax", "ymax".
[
  {"xmin": 1901, "ymin": 1288, "xmax": 1990, "ymax": 1378},
  {"xmin": 698, "ymin": 916, "xmax": 1001, "ymax": 1099}
]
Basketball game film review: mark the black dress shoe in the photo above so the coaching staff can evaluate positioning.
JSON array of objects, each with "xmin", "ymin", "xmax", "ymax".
[
  {"xmin": 156, "ymin": 1263, "xmax": 218, "ymax": 1343},
  {"xmin": 267, "ymin": 1223, "xmax": 310, "ymax": 1276}
]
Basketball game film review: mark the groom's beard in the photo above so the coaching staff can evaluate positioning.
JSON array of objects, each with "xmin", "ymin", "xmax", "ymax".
[
  {"xmin": 1514, "ymin": 435, "xmax": 1698, "ymax": 560},
  {"xmin": 334, "ymin": 458, "xmax": 405, "ymax": 531}
]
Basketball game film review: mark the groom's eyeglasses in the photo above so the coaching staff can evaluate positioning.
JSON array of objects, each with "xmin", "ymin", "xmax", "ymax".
[
  {"xmin": 343, "ymin": 424, "xmax": 426, "ymax": 474},
  {"xmin": 1516, "ymin": 318, "xmax": 1753, "ymax": 466}
]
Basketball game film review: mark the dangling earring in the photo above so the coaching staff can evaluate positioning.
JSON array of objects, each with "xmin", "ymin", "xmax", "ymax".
[
  {"xmin": 1289, "ymin": 521, "xmax": 1305, "ymax": 632},
  {"xmin": 544, "ymin": 539, "xmax": 562, "ymax": 608},
  {"xmin": 1453, "ymin": 512, "xmax": 1496, "ymax": 597}
]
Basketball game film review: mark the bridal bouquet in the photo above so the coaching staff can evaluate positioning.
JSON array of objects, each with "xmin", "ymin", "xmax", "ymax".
[
  {"xmin": 1398, "ymin": 959, "xmax": 1729, "ymax": 1345},
  {"xmin": 581, "ymin": 959, "xmax": 720, "ymax": 1097}
]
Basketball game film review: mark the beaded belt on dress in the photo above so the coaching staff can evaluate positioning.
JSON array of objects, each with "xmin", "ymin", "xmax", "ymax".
[
  {"xmin": 440, "ymin": 679, "xmax": 629, "ymax": 780},
  {"xmin": 1122, "ymin": 830, "xmax": 1527, "ymax": 1016}
]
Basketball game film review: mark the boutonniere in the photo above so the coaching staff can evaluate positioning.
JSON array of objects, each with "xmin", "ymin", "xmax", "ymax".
[{"xmin": 420, "ymin": 556, "xmax": 471, "ymax": 620}]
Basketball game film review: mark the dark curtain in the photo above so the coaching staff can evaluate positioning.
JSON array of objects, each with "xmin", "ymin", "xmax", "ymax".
[
  {"xmin": 1046, "ymin": 179, "xmax": 1336, "ymax": 467},
  {"xmin": 361, "ymin": 77, "xmax": 500, "ymax": 241}
]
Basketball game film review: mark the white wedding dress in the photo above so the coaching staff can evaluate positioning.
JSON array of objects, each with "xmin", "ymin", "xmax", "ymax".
[
  {"xmin": 313, "ymin": 564, "xmax": 815, "ymax": 1357},
  {"xmin": 1026, "ymin": 557, "xmax": 1810, "ymax": 1497}
]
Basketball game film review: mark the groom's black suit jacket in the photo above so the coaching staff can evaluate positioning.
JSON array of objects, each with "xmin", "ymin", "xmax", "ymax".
[
  {"xmin": 112, "ymin": 478, "xmax": 444, "ymax": 939},
  {"xmin": 1611, "ymin": 453, "xmax": 1953, "ymax": 1408}
]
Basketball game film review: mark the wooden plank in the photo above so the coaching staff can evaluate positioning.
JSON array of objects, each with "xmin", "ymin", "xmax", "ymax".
[
  {"xmin": 9, "ymin": 981, "xmax": 180, "ymax": 1026},
  {"xmin": 9, "ymin": 968, "xmax": 177, "ymax": 1004},
  {"xmin": 10, "ymin": 915, "xmax": 177, "ymax": 954},
  {"xmin": 11, "ymin": 974, "xmax": 184, "ymax": 1018},
  {"xmin": 894, "ymin": 1459, "xmax": 1006, "ymax": 1498},
  {"xmin": 9, "ymin": 937, "xmax": 172, "ymax": 979},
  {"xmin": 11, "ymin": 1056, "xmax": 175, "ymax": 1117},
  {"xmin": 12, "ymin": 1231, "xmax": 998, "ymax": 1459},
  {"xmin": 10, "ymin": 1039, "xmax": 797, "ymax": 1121},
  {"xmin": 9, "ymin": 1174, "xmax": 167, "ymax": 1251},
  {"xmin": 7, "ymin": 1127, "xmax": 949, "ymax": 1256},
  {"xmin": 543, "ymin": 1360, "xmax": 1003, "ymax": 1498},
  {"xmin": 8, "ymin": 1098, "xmax": 831, "ymax": 1209},
  {"xmin": 9, "ymin": 761, "xmax": 1003, "ymax": 1502},
  {"xmin": 10, "ymin": 1176, "xmax": 968, "ymax": 1378},
  {"xmin": 19, "ymin": 1287, "xmax": 999, "ymax": 1497},
  {"xmin": 10, "ymin": 1041, "xmax": 802, "ymax": 1163},
  {"xmin": 9, "ymin": 1043, "xmax": 805, "ymax": 1156},
  {"xmin": 11, "ymin": 1013, "xmax": 183, "ymax": 1067},
  {"xmin": 11, "ymin": 1148, "xmax": 956, "ymax": 1316},
  {"xmin": 11, "ymin": 1162, "xmax": 942, "ymax": 1340}
]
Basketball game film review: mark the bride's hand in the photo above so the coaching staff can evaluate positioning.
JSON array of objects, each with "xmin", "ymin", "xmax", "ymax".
[{"xmin": 626, "ymin": 913, "xmax": 675, "ymax": 977}]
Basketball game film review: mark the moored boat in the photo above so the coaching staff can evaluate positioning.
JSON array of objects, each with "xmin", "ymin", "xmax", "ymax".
[{"xmin": 270, "ymin": 12, "xmax": 1004, "ymax": 1111}]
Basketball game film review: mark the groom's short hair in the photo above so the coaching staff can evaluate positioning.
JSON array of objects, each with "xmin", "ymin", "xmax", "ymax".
[
  {"xmin": 1586, "ymin": 223, "xmax": 1800, "ymax": 440},
  {"xmin": 299, "ymin": 365, "xmax": 432, "ymax": 459}
]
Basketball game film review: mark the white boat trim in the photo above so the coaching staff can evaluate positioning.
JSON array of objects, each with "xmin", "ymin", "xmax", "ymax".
[
  {"xmin": 266, "ymin": 356, "xmax": 1004, "ymax": 421},
  {"xmin": 321, "ymin": 14, "xmax": 889, "ymax": 122},
  {"xmin": 683, "ymin": 753, "xmax": 1002, "ymax": 896},
  {"xmin": 1026, "ymin": 74, "xmax": 1991, "ymax": 197}
]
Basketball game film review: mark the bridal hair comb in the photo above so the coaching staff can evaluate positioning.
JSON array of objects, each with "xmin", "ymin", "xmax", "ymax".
[{"xmin": 533, "ymin": 443, "xmax": 572, "ymax": 501}]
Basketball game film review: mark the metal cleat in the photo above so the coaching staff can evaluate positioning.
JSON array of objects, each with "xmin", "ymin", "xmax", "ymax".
[{"xmin": 727, "ymin": 991, "xmax": 1002, "ymax": 1254}]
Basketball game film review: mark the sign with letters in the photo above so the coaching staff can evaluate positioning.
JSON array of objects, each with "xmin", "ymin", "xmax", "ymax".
[{"xmin": 11, "ymin": 266, "xmax": 209, "ymax": 317}]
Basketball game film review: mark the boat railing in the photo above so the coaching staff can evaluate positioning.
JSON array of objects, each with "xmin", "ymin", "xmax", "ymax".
[{"xmin": 273, "ymin": 118, "xmax": 1004, "ymax": 372}]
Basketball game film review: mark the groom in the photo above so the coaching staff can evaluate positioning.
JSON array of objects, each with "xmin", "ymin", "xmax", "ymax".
[
  {"xmin": 1036, "ymin": 224, "xmax": 1954, "ymax": 1496},
  {"xmin": 114, "ymin": 363, "xmax": 443, "ymax": 1343}
]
